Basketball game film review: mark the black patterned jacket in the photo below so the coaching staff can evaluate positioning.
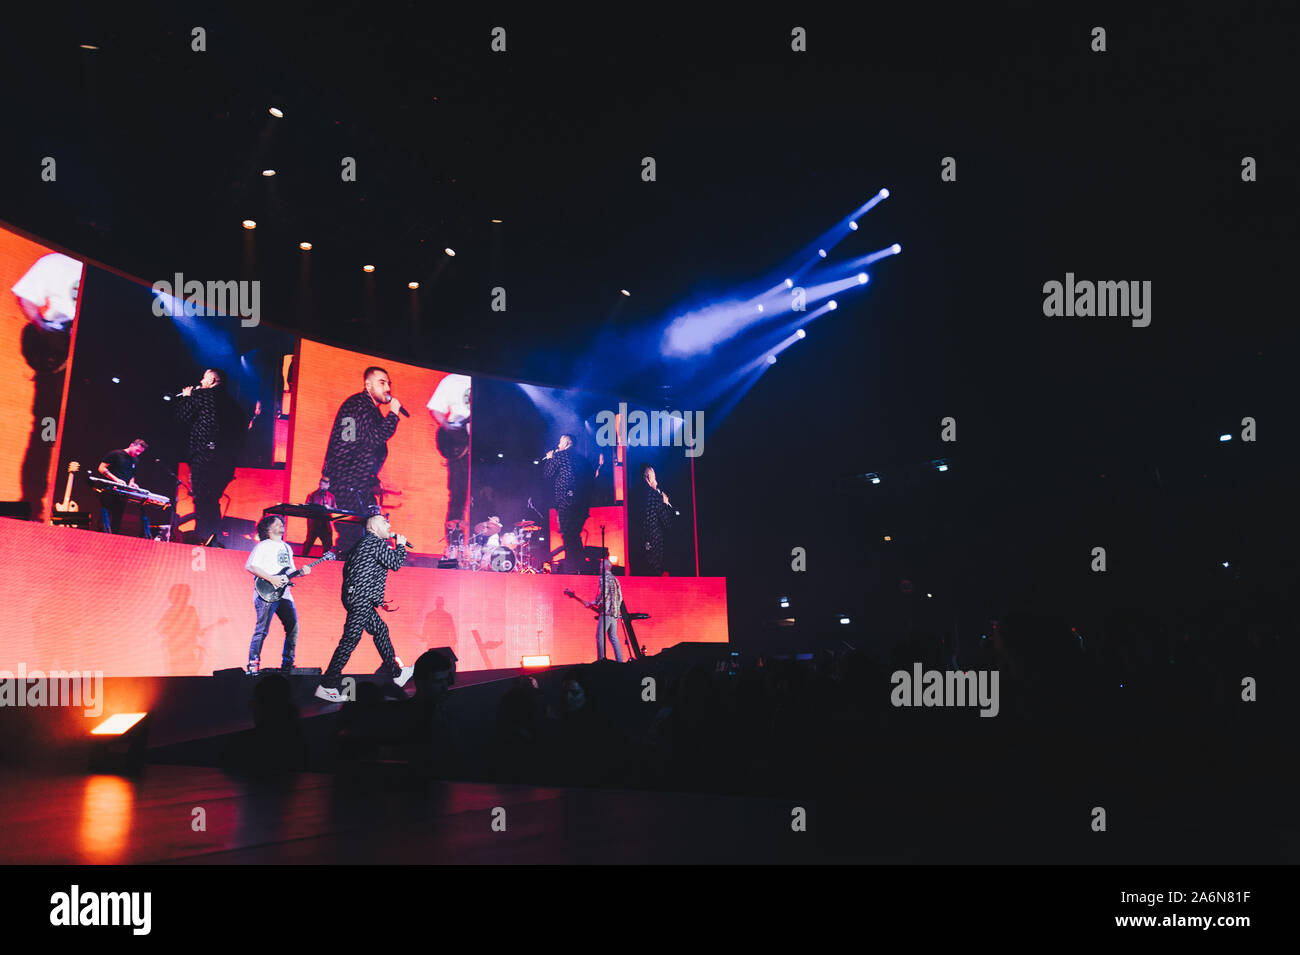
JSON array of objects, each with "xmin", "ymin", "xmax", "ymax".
[
  {"xmin": 341, "ymin": 532, "xmax": 406, "ymax": 606},
  {"xmin": 323, "ymin": 392, "xmax": 399, "ymax": 497}
]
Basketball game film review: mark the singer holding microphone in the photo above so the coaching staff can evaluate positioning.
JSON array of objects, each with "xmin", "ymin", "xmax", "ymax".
[
  {"xmin": 315, "ymin": 513, "xmax": 415, "ymax": 703},
  {"xmin": 174, "ymin": 368, "xmax": 244, "ymax": 546},
  {"xmin": 640, "ymin": 463, "xmax": 675, "ymax": 576},
  {"xmin": 322, "ymin": 366, "xmax": 406, "ymax": 550}
]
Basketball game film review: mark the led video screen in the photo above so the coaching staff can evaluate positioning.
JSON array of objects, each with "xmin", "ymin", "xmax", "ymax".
[{"xmin": 0, "ymin": 226, "xmax": 84, "ymax": 521}]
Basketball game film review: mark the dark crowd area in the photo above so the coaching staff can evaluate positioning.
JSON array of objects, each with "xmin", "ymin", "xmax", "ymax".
[{"xmin": 213, "ymin": 585, "xmax": 1297, "ymax": 862}]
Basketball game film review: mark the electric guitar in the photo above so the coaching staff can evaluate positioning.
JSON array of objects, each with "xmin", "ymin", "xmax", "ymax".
[
  {"xmin": 563, "ymin": 588, "xmax": 601, "ymax": 617},
  {"xmin": 255, "ymin": 551, "xmax": 336, "ymax": 602},
  {"xmin": 55, "ymin": 461, "xmax": 80, "ymax": 512}
]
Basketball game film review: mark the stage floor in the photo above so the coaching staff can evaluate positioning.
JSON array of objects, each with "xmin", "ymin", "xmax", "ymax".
[{"xmin": 0, "ymin": 765, "xmax": 823, "ymax": 864}]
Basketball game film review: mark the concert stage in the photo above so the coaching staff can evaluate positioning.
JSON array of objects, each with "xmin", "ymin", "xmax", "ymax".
[{"xmin": 0, "ymin": 519, "xmax": 728, "ymax": 678}]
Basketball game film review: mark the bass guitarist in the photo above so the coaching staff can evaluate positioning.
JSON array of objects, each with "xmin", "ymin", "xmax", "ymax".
[{"xmin": 245, "ymin": 514, "xmax": 311, "ymax": 674}]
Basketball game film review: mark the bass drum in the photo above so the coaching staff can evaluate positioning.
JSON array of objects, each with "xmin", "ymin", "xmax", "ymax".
[{"xmin": 487, "ymin": 545, "xmax": 516, "ymax": 573}]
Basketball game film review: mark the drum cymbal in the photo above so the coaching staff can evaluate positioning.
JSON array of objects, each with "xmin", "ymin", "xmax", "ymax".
[
  {"xmin": 514, "ymin": 521, "xmax": 541, "ymax": 531},
  {"xmin": 474, "ymin": 519, "xmax": 503, "ymax": 535}
]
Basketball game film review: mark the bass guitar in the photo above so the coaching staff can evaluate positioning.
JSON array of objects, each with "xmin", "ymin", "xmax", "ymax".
[{"xmin": 563, "ymin": 588, "xmax": 648, "ymax": 661}]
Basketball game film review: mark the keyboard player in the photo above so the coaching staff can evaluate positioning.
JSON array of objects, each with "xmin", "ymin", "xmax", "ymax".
[
  {"xmin": 301, "ymin": 476, "xmax": 338, "ymax": 557},
  {"xmin": 96, "ymin": 439, "xmax": 152, "ymax": 537}
]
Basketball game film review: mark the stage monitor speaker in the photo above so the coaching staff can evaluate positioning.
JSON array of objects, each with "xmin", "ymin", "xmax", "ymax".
[
  {"xmin": 52, "ymin": 512, "xmax": 92, "ymax": 529},
  {"xmin": 0, "ymin": 501, "xmax": 33, "ymax": 520},
  {"xmin": 654, "ymin": 642, "xmax": 732, "ymax": 665}
]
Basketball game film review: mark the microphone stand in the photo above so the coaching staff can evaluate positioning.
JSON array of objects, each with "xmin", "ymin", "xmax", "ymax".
[
  {"xmin": 600, "ymin": 523, "xmax": 606, "ymax": 661},
  {"xmin": 154, "ymin": 459, "xmax": 191, "ymax": 543}
]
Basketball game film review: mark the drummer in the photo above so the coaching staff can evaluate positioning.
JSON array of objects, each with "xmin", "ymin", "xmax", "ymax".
[{"xmin": 475, "ymin": 516, "xmax": 504, "ymax": 548}]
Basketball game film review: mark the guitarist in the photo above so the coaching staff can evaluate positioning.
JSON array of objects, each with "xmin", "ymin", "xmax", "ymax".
[
  {"xmin": 588, "ymin": 558, "xmax": 625, "ymax": 663},
  {"xmin": 244, "ymin": 514, "xmax": 310, "ymax": 675}
]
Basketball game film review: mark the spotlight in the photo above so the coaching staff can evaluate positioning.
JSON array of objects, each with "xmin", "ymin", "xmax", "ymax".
[
  {"xmin": 828, "ymin": 300, "xmax": 838, "ymax": 310},
  {"xmin": 1221, "ymin": 561, "xmax": 1230, "ymax": 568},
  {"xmin": 839, "ymin": 615, "xmax": 851, "ymax": 625},
  {"xmin": 162, "ymin": 395, "xmax": 171, "ymax": 401},
  {"xmin": 849, "ymin": 221, "xmax": 858, "ymax": 231},
  {"xmin": 532, "ymin": 460, "xmax": 539, "ymax": 465},
  {"xmin": 497, "ymin": 452, "xmax": 504, "ymax": 458},
  {"xmin": 89, "ymin": 712, "xmax": 151, "ymax": 774},
  {"xmin": 521, "ymin": 655, "xmax": 551, "ymax": 668},
  {"xmin": 299, "ymin": 242, "xmax": 312, "ymax": 251},
  {"xmin": 863, "ymin": 472, "xmax": 880, "ymax": 484},
  {"xmin": 756, "ymin": 304, "xmax": 764, "ymax": 312},
  {"xmin": 784, "ymin": 278, "xmax": 794, "ymax": 288},
  {"xmin": 883, "ymin": 535, "xmax": 892, "ymax": 541},
  {"xmin": 261, "ymin": 169, "xmax": 276, "ymax": 177},
  {"xmin": 931, "ymin": 458, "xmax": 949, "ymax": 472},
  {"xmin": 268, "ymin": 107, "xmax": 284, "ymax": 118},
  {"xmin": 79, "ymin": 44, "xmax": 99, "ymax": 50},
  {"xmin": 1218, "ymin": 434, "xmax": 1232, "ymax": 442},
  {"xmin": 620, "ymin": 289, "xmax": 630, "ymax": 297},
  {"xmin": 491, "ymin": 218, "xmax": 503, "ymax": 223},
  {"xmin": 408, "ymin": 281, "xmax": 419, "ymax": 289},
  {"xmin": 818, "ymin": 249, "xmax": 827, "ymax": 258},
  {"xmin": 444, "ymin": 248, "xmax": 456, "ymax": 257},
  {"xmin": 779, "ymin": 597, "xmax": 789, "ymax": 608},
  {"xmin": 363, "ymin": 264, "xmax": 375, "ymax": 273},
  {"xmin": 879, "ymin": 188, "xmax": 890, "ymax": 198},
  {"xmin": 796, "ymin": 329, "xmax": 806, "ymax": 339},
  {"xmin": 92, "ymin": 713, "xmax": 146, "ymax": 735},
  {"xmin": 926, "ymin": 593, "xmax": 933, "ymax": 599},
  {"xmin": 891, "ymin": 243, "xmax": 901, "ymax": 254},
  {"xmin": 858, "ymin": 273, "xmax": 868, "ymax": 284},
  {"xmin": 767, "ymin": 355, "xmax": 777, "ymax": 365},
  {"xmin": 110, "ymin": 377, "xmax": 120, "ymax": 384},
  {"xmin": 242, "ymin": 220, "xmax": 257, "ymax": 230}
]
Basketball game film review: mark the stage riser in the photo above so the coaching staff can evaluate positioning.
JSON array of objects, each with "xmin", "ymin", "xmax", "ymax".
[{"xmin": 0, "ymin": 519, "xmax": 728, "ymax": 677}]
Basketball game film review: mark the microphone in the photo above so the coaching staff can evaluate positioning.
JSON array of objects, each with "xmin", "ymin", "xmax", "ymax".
[
  {"xmin": 172, "ymin": 384, "xmax": 198, "ymax": 397},
  {"xmin": 389, "ymin": 532, "xmax": 415, "ymax": 549},
  {"xmin": 397, "ymin": 405, "xmax": 410, "ymax": 418}
]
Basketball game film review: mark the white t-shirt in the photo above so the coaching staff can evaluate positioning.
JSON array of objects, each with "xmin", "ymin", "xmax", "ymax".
[
  {"xmin": 11, "ymin": 252, "xmax": 84, "ymax": 327},
  {"xmin": 427, "ymin": 374, "xmax": 471, "ymax": 428},
  {"xmin": 245, "ymin": 539, "xmax": 297, "ymax": 600}
]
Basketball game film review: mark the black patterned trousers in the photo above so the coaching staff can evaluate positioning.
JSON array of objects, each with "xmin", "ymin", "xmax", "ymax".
[{"xmin": 321, "ymin": 602, "xmax": 398, "ymax": 689}]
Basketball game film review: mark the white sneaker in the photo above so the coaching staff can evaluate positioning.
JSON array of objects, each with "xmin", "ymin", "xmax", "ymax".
[
  {"xmin": 314, "ymin": 685, "xmax": 348, "ymax": 703},
  {"xmin": 392, "ymin": 666, "xmax": 415, "ymax": 688}
]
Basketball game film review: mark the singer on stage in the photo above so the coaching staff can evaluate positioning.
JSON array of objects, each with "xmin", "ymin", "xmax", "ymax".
[
  {"xmin": 322, "ymin": 367, "xmax": 402, "ymax": 547},
  {"xmin": 543, "ymin": 434, "xmax": 591, "ymax": 574},
  {"xmin": 640, "ymin": 463, "xmax": 674, "ymax": 576},
  {"xmin": 315, "ymin": 513, "xmax": 414, "ymax": 703},
  {"xmin": 174, "ymin": 368, "xmax": 244, "ymax": 546}
]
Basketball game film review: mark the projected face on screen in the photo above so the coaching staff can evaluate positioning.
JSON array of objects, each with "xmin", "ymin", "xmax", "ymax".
[{"xmin": 290, "ymin": 340, "xmax": 464, "ymax": 554}]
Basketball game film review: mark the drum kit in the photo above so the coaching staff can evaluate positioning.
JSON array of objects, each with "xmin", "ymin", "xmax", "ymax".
[{"xmin": 444, "ymin": 517, "xmax": 543, "ymax": 573}]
